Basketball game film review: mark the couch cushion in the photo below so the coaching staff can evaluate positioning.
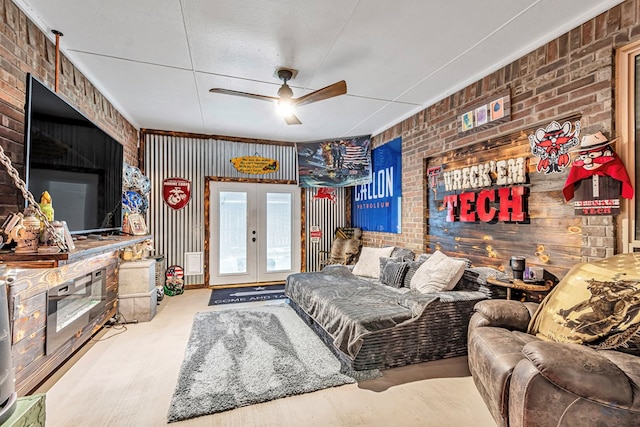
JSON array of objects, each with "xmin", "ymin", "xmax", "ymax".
[
  {"xmin": 468, "ymin": 327, "xmax": 540, "ymax": 420},
  {"xmin": 380, "ymin": 258, "xmax": 409, "ymax": 288},
  {"xmin": 351, "ymin": 246, "xmax": 395, "ymax": 279},
  {"xmin": 410, "ymin": 250, "xmax": 466, "ymax": 293},
  {"xmin": 528, "ymin": 253, "xmax": 640, "ymax": 345}
]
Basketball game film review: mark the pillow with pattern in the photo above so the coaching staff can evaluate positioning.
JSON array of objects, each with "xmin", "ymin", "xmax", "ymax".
[
  {"xmin": 528, "ymin": 253, "xmax": 640, "ymax": 345},
  {"xmin": 380, "ymin": 257, "xmax": 409, "ymax": 288}
]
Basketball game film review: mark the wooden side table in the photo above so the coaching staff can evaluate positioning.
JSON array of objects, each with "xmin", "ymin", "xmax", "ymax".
[{"xmin": 486, "ymin": 276, "xmax": 554, "ymax": 300}]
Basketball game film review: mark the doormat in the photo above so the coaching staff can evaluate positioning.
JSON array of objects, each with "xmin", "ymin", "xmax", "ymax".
[{"xmin": 208, "ymin": 284, "xmax": 286, "ymax": 306}]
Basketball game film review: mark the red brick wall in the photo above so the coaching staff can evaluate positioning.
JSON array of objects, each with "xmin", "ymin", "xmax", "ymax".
[
  {"xmin": 364, "ymin": 1, "xmax": 638, "ymax": 264},
  {"xmin": 0, "ymin": 0, "xmax": 138, "ymax": 217}
]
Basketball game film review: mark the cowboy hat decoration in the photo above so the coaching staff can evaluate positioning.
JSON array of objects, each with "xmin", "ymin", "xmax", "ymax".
[
  {"xmin": 562, "ymin": 131, "xmax": 633, "ymax": 201},
  {"xmin": 572, "ymin": 131, "xmax": 617, "ymax": 152}
]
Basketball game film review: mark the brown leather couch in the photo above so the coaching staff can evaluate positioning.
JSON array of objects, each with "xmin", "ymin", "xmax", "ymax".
[{"xmin": 468, "ymin": 299, "xmax": 640, "ymax": 427}]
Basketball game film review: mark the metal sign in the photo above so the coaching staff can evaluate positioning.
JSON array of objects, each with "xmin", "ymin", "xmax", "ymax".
[
  {"xmin": 230, "ymin": 155, "xmax": 279, "ymax": 174},
  {"xmin": 163, "ymin": 178, "xmax": 191, "ymax": 210}
]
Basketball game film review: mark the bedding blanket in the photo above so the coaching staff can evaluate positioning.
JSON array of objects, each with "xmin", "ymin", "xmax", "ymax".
[{"xmin": 285, "ymin": 265, "xmax": 443, "ymax": 358}]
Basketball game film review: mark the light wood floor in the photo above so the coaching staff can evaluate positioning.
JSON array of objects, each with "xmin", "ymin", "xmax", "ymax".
[{"xmin": 38, "ymin": 289, "xmax": 496, "ymax": 427}]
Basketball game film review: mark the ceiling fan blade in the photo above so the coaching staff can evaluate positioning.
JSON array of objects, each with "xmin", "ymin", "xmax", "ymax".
[
  {"xmin": 209, "ymin": 88, "xmax": 279, "ymax": 103},
  {"xmin": 283, "ymin": 112, "xmax": 302, "ymax": 125},
  {"xmin": 293, "ymin": 80, "xmax": 347, "ymax": 107}
]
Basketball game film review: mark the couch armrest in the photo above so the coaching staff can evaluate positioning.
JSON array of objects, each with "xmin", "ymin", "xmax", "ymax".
[
  {"xmin": 471, "ymin": 299, "xmax": 539, "ymax": 332},
  {"xmin": 521, "ymin": 341, "xmax": 637, "ymax": 407}
]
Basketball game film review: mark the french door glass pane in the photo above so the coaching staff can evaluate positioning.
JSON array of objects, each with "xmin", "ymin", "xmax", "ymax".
[
  {"xmin": 266, "ymin": 192, "xmax": 292, "ymax": 271},
  {"xmin": 219, "ymin": 191, "xmax": 247, "ymax": 274}
]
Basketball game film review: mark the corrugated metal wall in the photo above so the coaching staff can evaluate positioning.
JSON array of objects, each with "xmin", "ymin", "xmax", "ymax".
[
  {"xmin": 143, "ymin": 133, "xmax": 297, "ymax": 285},
  {"xmin": 304, "ymin": 187, "xmax": 348, "ymax": 272}
]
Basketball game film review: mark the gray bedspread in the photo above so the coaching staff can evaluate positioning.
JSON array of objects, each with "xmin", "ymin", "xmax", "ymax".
[{"xmin": 285, "ymin": 265, "xmax": 441, "ymax": 359}]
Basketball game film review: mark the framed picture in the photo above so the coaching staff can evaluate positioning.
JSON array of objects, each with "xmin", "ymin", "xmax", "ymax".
[
  {"xmin": 475, "ymin": 105, "xmax": 488, "ymax": 126},
  {"xmin": 60, "ymin": 221, "xmax": 75, "ymax": 251},
  {"xmin": 128, "ymin": 213, "xmax": 148, "ymax": 235},
  {"xmin": 490, "ymin": 97, "xmax": 505, "ymax": 121},
  {"xmin": 461, "ymin": 111, "xmax": 474, "ymax": 131}
]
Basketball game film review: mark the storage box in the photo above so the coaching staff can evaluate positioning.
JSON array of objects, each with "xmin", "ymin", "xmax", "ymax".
[
  {"xmin": 118, "ymin": 288, "xmax": 157, "ymax": 322},
  {"xmin": 119, "ymin": 259, "xmax": 156, "ymax": 294}
]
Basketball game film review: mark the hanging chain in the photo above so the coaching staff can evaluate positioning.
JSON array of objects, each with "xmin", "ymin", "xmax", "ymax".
[{"xmin": 0, "ymin": 144, "xmax": 68, "ymax": 251}]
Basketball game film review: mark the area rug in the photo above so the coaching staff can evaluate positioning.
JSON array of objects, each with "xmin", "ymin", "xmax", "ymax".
[
  {"xmin": 208, "ymin": 284, "xmax": 286, "ymax": 305},
  {"xmin": 167, "ymin": 304, "xmax": 372, "ymax": 423}
]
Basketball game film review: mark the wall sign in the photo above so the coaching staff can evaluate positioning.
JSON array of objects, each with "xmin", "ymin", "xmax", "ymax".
[
  {"xmin": 163, "ymin": 178, "xmax": 191, "ymax": 210},
  {"xmin": 528, "ymin": 120, "xmax": 580, "ymax": 174},
  {"xmin": 312, "ymin": 187, "xmax": 337, "ymax": 203},
  {"xmin": 441, "ymin": 156, "xmax": 527, "ymax": 222},
  {"xmin": 230, "ymin": 155, "xmax": 279, "ymax": 174},
  {"xmin": 352, "ymin": 137, "xmax": 402, "ymax": 233},
  {"xmin": 309, "ymin": 225, "xmax": 322, "ymax": 243}
]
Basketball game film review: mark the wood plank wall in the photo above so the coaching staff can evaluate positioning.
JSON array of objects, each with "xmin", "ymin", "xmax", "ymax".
[{"xmin": 426, "ymin": 118, "xmax": 583, "ymax": 278}]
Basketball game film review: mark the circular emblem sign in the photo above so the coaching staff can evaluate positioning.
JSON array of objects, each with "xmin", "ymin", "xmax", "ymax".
[{"xmin": 163, "ymin": 178, "xmax": 191, "ymax": 210}]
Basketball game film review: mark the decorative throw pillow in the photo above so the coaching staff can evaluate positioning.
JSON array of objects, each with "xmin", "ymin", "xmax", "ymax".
[
  {"xmin": 390, "ymin": 247, "xmax": 416, "ymax": 262},
  {"xmin": 410, "ymin": 250, "xmax": 467, "ymax": 293},
  {"xmin": 380, "ymin": 258, "xmax": 409, "ymax": 288},
  {"xmin": 351, "ymin": 246, "xmax": 395, "ymax": 278},
  {"xmin": 528, "ymin": 253, "xmax": 640, "ymax": 345},
  {"xmin": 403, "ymin": 258, "xmax": 427, "ymax": 288}
]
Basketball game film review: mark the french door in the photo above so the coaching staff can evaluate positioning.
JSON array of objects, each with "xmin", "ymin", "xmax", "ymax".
[
  {"xmin": 209, "ymin": 181, "xmax": 300, "ymax": 285},
  {"xmin": 616, "ymin": 41, "xmax": 640, "ymax": 252}
]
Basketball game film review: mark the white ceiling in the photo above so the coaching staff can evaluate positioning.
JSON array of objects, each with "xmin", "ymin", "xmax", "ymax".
[{"xmin": 15, "ymin": 0, "xmax": 624, "ymax": 143}]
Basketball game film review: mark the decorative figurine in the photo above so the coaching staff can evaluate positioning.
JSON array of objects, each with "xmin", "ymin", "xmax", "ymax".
[
  {"xmin": 40, "ymin": 191, "xmax": 54, "ymax": 222},
  {"xmin": 1, "ymin": 210, "xmax": 40, "ymax": 254}
]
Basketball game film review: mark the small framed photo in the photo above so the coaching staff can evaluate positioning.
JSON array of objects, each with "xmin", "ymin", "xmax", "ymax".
[
  {"xmin": 490, "ymin": 97, "xmax": 505, "ymax": 121},
  {"xmin": 461, "ymin": 111, "xmax": 474, "ymax": 131},
  {"xmin": 128, "ymin": 213, "xmax": 148, "ymax": 235},
  {"xmin": 60, "ymin": 221, "xmax": 75, "ymax": 251},
  {"xmin": 475, "ymin": 105, "xmax": 488, "ymax": 126}
]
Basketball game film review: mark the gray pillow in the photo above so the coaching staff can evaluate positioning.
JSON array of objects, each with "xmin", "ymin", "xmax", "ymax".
[
  {"xmin": 403, "ymin": 258, "xmax": 426, "ymax": 288},
  {"xmin": 390, "ymin": 247, "xmax": 416, "ymax": 262},
  {"xmin": 380, "ymin": 258, "xmax": 409, "ymax": 288}
]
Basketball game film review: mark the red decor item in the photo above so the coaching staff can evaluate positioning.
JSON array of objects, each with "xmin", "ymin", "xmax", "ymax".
[
  {"xmin": 163, "ymin": 178, "xmax": 191, "ymax": 210},
  {"xmin": 562, "ymin": 132, "xmax": 634, "ymax": 201},
  {"xmin": 312, "ymin": 187, "xmax": 337, "ymax": 203}
]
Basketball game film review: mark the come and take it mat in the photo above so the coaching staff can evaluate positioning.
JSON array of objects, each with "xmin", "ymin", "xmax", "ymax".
[{"xmin": 208, "ymin": 284, "xmax": 286, "ymax": 306}]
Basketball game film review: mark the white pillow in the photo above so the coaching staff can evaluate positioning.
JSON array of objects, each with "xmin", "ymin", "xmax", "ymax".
[
  {"xmin": 410, "ymin": 250, "xmax": 466, "ymax": 293},
  {"xmin": 351, "ymin": 246, "xmax": 395, "ymax": 278}
]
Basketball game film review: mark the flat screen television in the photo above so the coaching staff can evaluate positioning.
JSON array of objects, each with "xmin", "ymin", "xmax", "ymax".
[{"xmin": 24, "ymin": 73, "xmax": 123, "ymax": 235}]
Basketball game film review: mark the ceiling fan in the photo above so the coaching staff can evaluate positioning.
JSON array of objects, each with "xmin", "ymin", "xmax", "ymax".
[{"xmin": 209, "ymin": 68, "xmax": 347, "ymax": 125}]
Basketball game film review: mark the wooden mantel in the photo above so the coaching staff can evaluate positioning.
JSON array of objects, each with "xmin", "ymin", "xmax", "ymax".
[{"xmin": 0, "ymin": 234, "xmax": 151, "ymax": 268}]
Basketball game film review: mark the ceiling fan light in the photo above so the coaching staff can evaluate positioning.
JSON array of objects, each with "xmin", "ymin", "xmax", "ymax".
[{"xmin": 277, "ymin": 98, "xmax": 295, "ymax": 117}]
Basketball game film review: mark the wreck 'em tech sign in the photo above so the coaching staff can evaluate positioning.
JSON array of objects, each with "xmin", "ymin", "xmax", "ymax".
[{"xmin": 440, "ymin": 157, "xmax": 528, "ymax": 223}]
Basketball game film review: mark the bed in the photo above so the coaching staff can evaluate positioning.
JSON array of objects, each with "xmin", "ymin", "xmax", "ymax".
[{"xmin": 285, "ymin": 252, "xmax": 507, "ymax": 371}]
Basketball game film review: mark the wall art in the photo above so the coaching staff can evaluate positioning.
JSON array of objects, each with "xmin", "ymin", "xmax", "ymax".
[{"xmin": 528, "ymin": 120, "xmax": 580, "ymax": 174}]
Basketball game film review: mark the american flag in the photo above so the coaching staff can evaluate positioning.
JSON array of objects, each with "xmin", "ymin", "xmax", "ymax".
[{"xmin": 343, "ymin": 145, "xmax": 369, "ymax": 169}]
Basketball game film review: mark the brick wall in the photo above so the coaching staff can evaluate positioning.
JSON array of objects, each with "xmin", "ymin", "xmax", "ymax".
[
  {"xmin": 364, "ymin": 0, "xmax": 639, "ymax": 263},
  {"xmin": 0, "ymin": 0, "xmax": 138, "ymax": 217}
]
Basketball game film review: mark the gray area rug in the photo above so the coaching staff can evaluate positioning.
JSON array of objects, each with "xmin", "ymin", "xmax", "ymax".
[{"xmin": 167, "ymin": 304, "xmax": 364, "ymax": 423}]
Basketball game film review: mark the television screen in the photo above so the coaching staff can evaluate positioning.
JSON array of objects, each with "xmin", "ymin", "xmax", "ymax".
[{"xmin": 24, "ymin": 74, "xmax": 123, "ymax": 235}]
